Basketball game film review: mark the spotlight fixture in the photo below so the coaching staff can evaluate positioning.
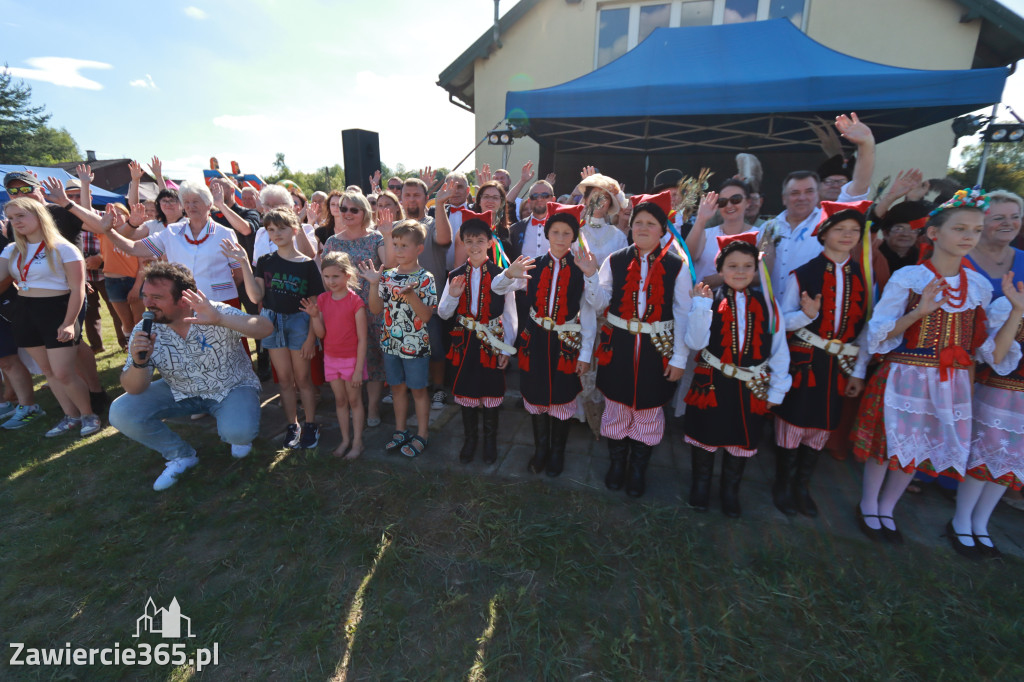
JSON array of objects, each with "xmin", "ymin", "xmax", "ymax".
[{"xmin": 983, "ymin": 123, "xmax": 1024, "ymax": 143}]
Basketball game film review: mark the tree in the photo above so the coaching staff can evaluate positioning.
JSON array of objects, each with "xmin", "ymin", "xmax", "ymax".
[
  {"xmin": 948, "ymin": 141, "xmax": 1024, "ymax": 197},
  {"xmin": 0, "ymin": 66, "xmax": 82, "ymax": 165}
]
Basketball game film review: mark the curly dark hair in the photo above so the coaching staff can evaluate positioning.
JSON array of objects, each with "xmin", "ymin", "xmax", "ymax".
[{"xmin": 142, "ymin": 261, "xmax": 197, "ymax": 301}]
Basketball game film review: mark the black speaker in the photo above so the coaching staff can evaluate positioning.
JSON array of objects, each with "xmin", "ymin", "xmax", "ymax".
[{"xmin": 341, "ymin": 129, "xmax": 381, "ymax": 195}]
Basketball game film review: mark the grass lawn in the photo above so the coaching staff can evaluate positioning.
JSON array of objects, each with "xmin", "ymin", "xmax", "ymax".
[{"xmin": 2, "ymin": 315, "xmax": 1023, "ymax": 681}]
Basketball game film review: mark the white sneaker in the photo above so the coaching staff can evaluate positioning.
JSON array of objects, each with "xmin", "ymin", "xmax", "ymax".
[
  {"xmin": 80, "ymin": 414, "xmax": 102, "ymax": 436},
  {"xmin": 153, "ymin": 456, "xmax": 199, "ymax": 491},
  {"xmin": 45, "ymin": 415, "xmax": 81, "ymax": 437},
  {"xmin": 431, "ymin": 389, "xmax": 447, "ymax": 411},
  {"xmin": 230, "ymin": 443, "xmax": 252, "ymax": 459},
  {"xmin": 382, "ymin": 394, "xmax": 394, "ymax": 405}
]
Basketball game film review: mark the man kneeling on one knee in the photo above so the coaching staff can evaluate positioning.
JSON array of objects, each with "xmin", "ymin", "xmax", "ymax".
[{"xmin": 109, "ymin": 261, "xmax": 273, "ymax": 490}]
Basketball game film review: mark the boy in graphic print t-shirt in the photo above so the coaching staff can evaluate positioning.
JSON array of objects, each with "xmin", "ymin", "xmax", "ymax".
[{"xmin": 360, "ymin": 219, "xmax": 438, "ymax": 458}]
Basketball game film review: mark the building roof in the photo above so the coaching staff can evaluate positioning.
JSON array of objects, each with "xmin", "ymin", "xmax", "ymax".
[
  {"xmin": 436, "ymin": 0, "xmax": 541, "ymax": 112},
  {"xmin": 437, "ymin": 0, "xmax": 1024, "ymax": 113}
]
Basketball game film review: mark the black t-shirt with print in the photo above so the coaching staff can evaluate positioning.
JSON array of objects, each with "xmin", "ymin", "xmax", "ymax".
[{"xmin": 254, "ymin": 252, "xmax": 324, "ymax": 314}]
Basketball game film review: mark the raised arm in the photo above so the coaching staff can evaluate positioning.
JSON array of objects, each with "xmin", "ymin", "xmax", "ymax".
[
  {"xmin": 148, "ymin": 156, "xmax": 167, "ymax": 191},
  {"xmin": 76, "ymin": 164, "xmax": 93, "ymax": 209},
  {"xmin": 181, "ymin": 288, "xmax": 273, "ymax": 339},
  {"xmin": 835, "ymin": 113, "xmax": 875, "ymax": 199},
  {"xmin": 506, "ymin": 161, "xmax": 534, "ymax": 203}
]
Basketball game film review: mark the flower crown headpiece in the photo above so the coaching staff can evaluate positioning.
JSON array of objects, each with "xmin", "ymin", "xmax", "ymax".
[{"xmin": 929, "ymin": 186, "xmax": 989, "ymax": 216}]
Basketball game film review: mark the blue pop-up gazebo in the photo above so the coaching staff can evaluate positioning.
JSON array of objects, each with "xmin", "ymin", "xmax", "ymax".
[
  {"xmin": 1, "ymin": 165, "xmax": 125, "ymax": 207},
  {"xmin": 504, "ymin": 19, "xmax": 1009, "ymax": 156}
]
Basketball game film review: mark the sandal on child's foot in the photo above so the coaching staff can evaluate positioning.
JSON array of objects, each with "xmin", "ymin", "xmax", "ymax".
[
  {"xmin": 401, "ymin": 435, "xmax": 427, "ymax": 458},
  {"xmin": 384, "ymin": 430, "xmax": 410, "ymax": 452}
]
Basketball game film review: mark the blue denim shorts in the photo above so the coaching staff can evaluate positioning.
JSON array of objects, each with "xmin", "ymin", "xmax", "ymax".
[
  {"xmin": 105, "ymin": 275, "xmax": 135, "ymax": 303},
  {"xmin": 382, "ymin": 353, "xmax": 430, "ymax": 390},
  {"xmin": 260, "ymin": 309, "xmax": 311, "ymax": 350}
]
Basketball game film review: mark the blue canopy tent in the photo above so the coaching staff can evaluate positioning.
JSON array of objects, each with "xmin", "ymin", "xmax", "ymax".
[
  {"xmin": 504, "ymin": 19, "xmax": 1008, "ymax": 194},
  {"xmin": 0, "ymin": 165, "xmax": 125, "ymax": 207}
]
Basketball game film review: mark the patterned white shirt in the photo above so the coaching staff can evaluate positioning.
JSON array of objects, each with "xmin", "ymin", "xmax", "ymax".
[{"xmin": 123, "ymin": 303, "xmax": 260, "ymax": 402}]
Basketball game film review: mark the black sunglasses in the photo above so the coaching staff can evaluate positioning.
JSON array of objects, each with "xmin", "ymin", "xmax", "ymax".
[
  {"xmin": 717, "ymin": 195, "xmax": 744, "ymax": 208},
  {"xmin": 530, "ymin": 192, "xmax": 552, "ymax": 200},
  {"xmin": 387, "ymin": 184, "xmax": 402, "ymax": 191},
  {"xmin": 338, "ymin": 206, "xmax": 363, "ymax": 214}
]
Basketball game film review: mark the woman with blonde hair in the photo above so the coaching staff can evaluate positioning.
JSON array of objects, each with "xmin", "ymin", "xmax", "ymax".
[
  {"xmin": 0, "ymin": 198, "xmax": 101, "ymax": 437},
  {"xmin": 322, "ymin": 190, "xmax": 394, "ymax": 426}
]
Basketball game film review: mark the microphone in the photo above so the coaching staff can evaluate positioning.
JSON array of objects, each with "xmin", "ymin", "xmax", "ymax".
[{"xmin": 138, "ymin": 311, "xmax": 156, "ymax": 362}]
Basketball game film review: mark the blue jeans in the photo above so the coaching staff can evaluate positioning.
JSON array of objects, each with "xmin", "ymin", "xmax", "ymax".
[{"xmin": 108, "ymin": 380, "xmax": 261, "ymax": 461}]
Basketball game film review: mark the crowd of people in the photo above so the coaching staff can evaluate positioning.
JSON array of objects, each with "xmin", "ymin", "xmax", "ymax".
[{"xmin": 1, "ymin": 111, "xmax": 1022, "ymax": 560}]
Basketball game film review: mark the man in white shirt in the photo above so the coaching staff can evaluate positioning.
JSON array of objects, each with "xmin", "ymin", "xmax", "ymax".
[
  {"xmin": 766, "ymin": 113, "xmax": 875, "ymax": 297},
  {"xmin": 108, "ymin": 261, "xmax": 273, "ymax": 491}
]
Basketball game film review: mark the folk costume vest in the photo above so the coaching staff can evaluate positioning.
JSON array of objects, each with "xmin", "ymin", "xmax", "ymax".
[
  {"xmin": 446, "ymin": 261, "xmax": 508, "ymax": 400},
  {"xmin": 775, "ymin": 255, "xmax": 867, "ymax": 432},
  {"xmin": 595, "ymin": 244, "xmax": 683, "ymax": 409},
  {"xmin": 518, "ymin": 252, "xmax": 585, "ymax": 407},
  {"xmin": 684, "ymin": 285, "xmax": 775, "ymax": 451}
]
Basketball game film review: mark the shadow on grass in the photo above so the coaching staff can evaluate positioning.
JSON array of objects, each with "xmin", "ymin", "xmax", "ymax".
[{"xmin": 2, "ymin": 322, "xmax": 1023, "ymax": 680}]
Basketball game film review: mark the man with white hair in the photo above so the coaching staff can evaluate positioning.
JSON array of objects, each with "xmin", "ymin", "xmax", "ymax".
[
  {"xmin": 443, "ymin": 172, "xmax": 471, "ymax": 270},
  {"xmin": 250, "ymin": 184, "xmax": 317, "ymax": 264}
]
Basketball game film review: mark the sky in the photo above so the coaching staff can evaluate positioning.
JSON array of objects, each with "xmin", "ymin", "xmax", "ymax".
[
  {"xmin": 1, "ymin": 0, "xmax": 496, "ymax": 182},
  {"xmin": 3, "ymin": 0, "xmax": 1024, "ymax": 183}
]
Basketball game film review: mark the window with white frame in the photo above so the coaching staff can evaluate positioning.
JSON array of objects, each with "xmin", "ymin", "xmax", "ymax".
[{"xmin": 595, "ymin": 0, "xmax": 807, "ymax": 67}]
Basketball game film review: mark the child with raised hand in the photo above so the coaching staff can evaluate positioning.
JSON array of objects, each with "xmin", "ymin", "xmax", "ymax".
[
  {"xmin": 301, "ymin": 252, "xmax": 367, "ymax": 459},
  {"xmin": 221, "ymin": 208, "xmax": 324, "ymax": 450},
  {"xmin": 359, "ymin": 219, "xmax": 437, "ymax": 458}
]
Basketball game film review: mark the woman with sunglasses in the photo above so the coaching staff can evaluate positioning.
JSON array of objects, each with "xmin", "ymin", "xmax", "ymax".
[
  {"xmin": 322, "ymin": 191, "xmax": 394, "ymax": 426},
  {"xmin": 692, "ymin": 179, "xmax": 762, "ymax": 286},
  {"xmin": 450, "ymin": 181, "xmax": 512, "ymax": 266}
]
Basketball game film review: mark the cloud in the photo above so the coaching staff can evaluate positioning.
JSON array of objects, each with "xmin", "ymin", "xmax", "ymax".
[
  {"xmin": 184, "ymin": 6, "xmax": 207, "ymax": 19},
  {"xmin": 213, "ymin": 114, "xmax": 270, "ymax": 131},
  {"xmin": 129, "ymin": 74, "xmax": 158, "ymax": 89},
  {"xmin": 7, "ymin": 57, "xmax": 111, "ymax": 90}
]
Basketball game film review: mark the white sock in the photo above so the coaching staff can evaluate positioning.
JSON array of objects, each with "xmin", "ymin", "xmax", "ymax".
[
  {"xmin": 231, "ymin": 444, "xmax": 252, "ymax": 458},
  {"xmin": 860, "ymin": 459, "xmax": 889, "ymax": 529},
  {"xmin": 876, "ymin": 468, "xmax": 915, "ymax": 531},
  {"xmin": 971, "ymin": 481, "xmax": 1009, "ymax": 547},
  {"xmin": 952, "ymin": 476, "xmax": 986, "ymax": 546}
]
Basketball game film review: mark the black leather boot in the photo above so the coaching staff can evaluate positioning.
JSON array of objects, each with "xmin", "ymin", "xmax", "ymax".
[
  {"xmin": 795, "ymin": 445, "xmax": 820, "ymax": 517},
  {"xmin": 689, "ymin": 449, "xmax": 715, "ymax": 511},
  {"xmin": 528, "ymin": 413, "xmax": 550, "ymax": 474},
  {"xmin": 626, "ymin": 439, "xmax": 653, "ymax": 498},
  {"xmin": 605, "ymin": 438, "xmax": 630, "ymax": 491},
  {"xmin": 459, "ymin": 407, "xmax": 479, "ymax": 463},
  {"xmin": 481, "ymin": 407, "xmax": 500, "ymax": 464},
  {"xmin": 546, "ymin": 416, "xmax": 570, "ymax": 477},
  {"xmin": 720, "ymin": 454, "xmax": 748, "ymax": 518},
  {"xmin": 772, "ymin": 445, "xmax": 799, "ymax": 516}
]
